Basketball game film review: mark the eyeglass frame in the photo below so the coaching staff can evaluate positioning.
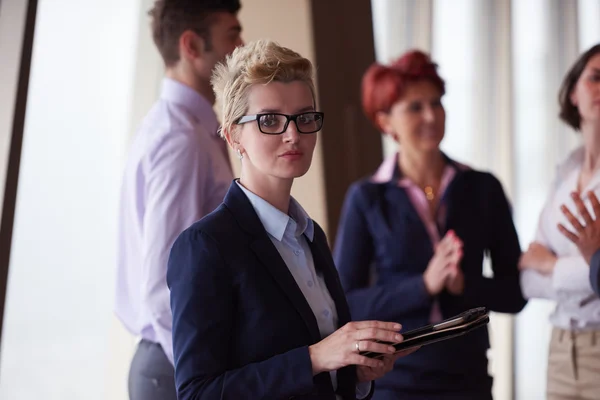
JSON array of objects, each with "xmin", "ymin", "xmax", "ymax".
[{"xmin": 236, "ymin": 111, "xmax": 325, "ymax": 135}]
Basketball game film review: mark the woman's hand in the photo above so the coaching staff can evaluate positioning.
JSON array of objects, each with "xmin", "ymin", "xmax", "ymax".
[
  {"xmin": 518, "ymin": 242, "xmax": 557, "ymax": 274},
  {"xmin": 423, "ymin": 230, "xmax": 463, "ymax": 295},
  {"xmin": 308, "ymin": 321, "xmax": 402, "ymax": 375},
  {"xmin": 445, "ymin": 264, "xmax": 464, "ymax": 295},
  {"xmin": 355, "ymin": 346, "xmax": 420, "ymax": 382},
  {"xmin": 558, "ymin": 191, "xmax": 600, "ymax": 264}
]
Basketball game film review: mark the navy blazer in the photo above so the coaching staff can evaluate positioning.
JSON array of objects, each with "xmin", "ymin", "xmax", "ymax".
[
  {"xmin": 333, "ymin": 159, "xmax": 527, "ymax": 396},
  {"xmin": 590, "ymin": 250, "xmax": 600, "ymax": 296},
  {"xmin": 167, "ymin": 181, "xmax": 369, "ymax": 400}
]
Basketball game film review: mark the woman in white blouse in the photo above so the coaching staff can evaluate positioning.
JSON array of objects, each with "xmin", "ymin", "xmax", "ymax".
[{"xmin": 519, "ymin": 43, "xmax": 600, "ymax": 400}]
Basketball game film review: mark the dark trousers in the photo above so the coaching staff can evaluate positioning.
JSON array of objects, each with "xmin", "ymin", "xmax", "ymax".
[
  {"xmin": 128, "ymin": 339, "xmax": 177, "ymax": 400},
  {"xmin": 373, "ymin": 388, "xmax": 493, "ymax": 400}
]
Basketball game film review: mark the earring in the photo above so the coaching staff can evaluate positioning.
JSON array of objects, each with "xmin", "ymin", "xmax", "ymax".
[
  {"xmin": 236, "ymin": 149, "xmax": 243, "ymax": 160},
  {"xmin": 387, "ymin": 132, "xmax": 399, "ymax": 142}
]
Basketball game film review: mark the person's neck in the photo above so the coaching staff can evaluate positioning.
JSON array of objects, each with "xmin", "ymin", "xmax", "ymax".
[
  {"xmin": 165, "ymin": 68, "xmax": 215, "ymax": 105},
  {"xmin": 581, "ymin": 120, "xmax": 600, "ymax": 172},
  {"xmin": 239, "ymin": 171, "xmax": 293, "ymax": 215},
  {"xmin": 398, "ymin": 148, "xmax": 445, "ymax": 186}
]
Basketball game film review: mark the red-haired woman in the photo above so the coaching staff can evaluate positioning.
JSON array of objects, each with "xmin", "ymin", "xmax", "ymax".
[{"xmin": 333, "ymin": 50, "xmax": 527, "ymax": 399}]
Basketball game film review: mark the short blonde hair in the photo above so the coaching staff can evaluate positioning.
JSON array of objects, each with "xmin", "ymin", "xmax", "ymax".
[{"xmin": 211, "ymin": 39, "xmax": 316, "ymax": 140}]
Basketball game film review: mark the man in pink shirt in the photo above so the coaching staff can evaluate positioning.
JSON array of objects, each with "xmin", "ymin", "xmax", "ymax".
[{"xmin": 115, "ymin": 1, "xmax": 243, "ymax": 399}]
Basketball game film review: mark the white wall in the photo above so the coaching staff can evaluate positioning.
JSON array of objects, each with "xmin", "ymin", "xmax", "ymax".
[
  {"xmin": 236, "ymin": 0, "xmax": 328, "ymax": 232},
  {"xmin": 371, "ymin": 0, "xmax": 433, "ymax": 160},
  {"xmin": 0, "ymin": 0, "xmax": 141, "ymax": 399},
  {"xmin": 579, "ymin": 0, "xmax": 600, "ymax": 51},
  {"xmin": 512, "ymin": 2, "xmax": 557, "ymax": 398}
]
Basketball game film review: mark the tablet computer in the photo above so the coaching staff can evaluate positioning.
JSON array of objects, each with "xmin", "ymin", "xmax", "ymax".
[{"xmin": 360, "ymin": 307, "xmax": 490, "ymax": 359}]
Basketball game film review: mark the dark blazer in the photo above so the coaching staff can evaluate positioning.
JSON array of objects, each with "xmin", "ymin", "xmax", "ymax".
[
  {"xmin": 167, "ymin": 181, "xmax": 369, "ymax": 400},
  {"xmin": 590, "ymin": 250, "xmax": 600, "ymax": 296},
  {"xmin": 333, "ymin": 158, "xmax": 527, "ymax": 397}
]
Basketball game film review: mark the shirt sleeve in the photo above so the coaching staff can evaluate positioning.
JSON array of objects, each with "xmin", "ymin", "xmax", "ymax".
[
  {"xmin": 518, "ymin": 170, "xmax": 594, "ymax": 298},
  {"xmin": 141, "ymin": 130, "xmax": 212, "ymax": 364},
  {"xmin": 462, "ymin": 174, "xmax": 527, "ymax": 313},
  {"xmin": 519, "ymin": 178, "xmax": 558, "ymax": 301},
  {"xmin": 552, "ymin": 255, "xmax": 594, "ymax": 292},
  {"xmin": 520, "ymin": 269, "xmax": 556, "ymax": 300}
]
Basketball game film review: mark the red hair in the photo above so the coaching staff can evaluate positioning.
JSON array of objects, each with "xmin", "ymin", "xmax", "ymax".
[{"xmin": 362, "ymin": 50, "xmax": 445, "ymax": 130}]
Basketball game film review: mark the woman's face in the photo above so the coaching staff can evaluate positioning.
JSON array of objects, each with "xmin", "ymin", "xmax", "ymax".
[
  {"xmin": 377, "ymin": 80, "xmax": 445, "ymax": 155},
  {"xmin": 571, "ymin": 53, "xmax": 600, "ymax": 126},
  {"xmin": 235, "ymin": 80, "xmax": 319, "ymax": 185}
]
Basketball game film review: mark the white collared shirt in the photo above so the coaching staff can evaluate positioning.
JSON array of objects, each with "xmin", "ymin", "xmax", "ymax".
[
  {"xmin": 236, "ymin": 181, "xmax": 370, "ymax": 399},
  {"xmin": 521, "ymin": 146, "xmax": 600, "ymax": 330}
]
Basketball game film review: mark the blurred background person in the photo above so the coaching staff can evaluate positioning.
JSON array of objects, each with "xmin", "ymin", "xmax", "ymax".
[
  {"xmin": 167, "ymin": 40, "xmax": 416, "ymax": 400},
  {"xmin": 333, "ymin": 50, "xmax": 527, "ymax": 400},
  {"xmin": 114, "ymin": 1, "xmax": 243, "ymax": 399},
  {"xmin": 519, "ymin": 43, "xmax": 600, "ymax": 400}
]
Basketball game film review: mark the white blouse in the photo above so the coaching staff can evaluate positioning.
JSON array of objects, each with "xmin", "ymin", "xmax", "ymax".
[{"xmin": 521, "ymin": 146, "xmax": 600, "ymax": 330}]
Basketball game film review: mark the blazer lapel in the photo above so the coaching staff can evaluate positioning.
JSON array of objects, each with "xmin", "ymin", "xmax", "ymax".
[
  {"xmin": 306, "ymin": 227, "xmax": 356, "ymax": 398},
  {"xmin": 249, "ymin": 237, "xmax": 322, "ymax": 343},
  {"xmin": 388, "ymin": 186, "xmax": 429, "ymax": 232},
  {"xmin": 223, "ymin": 182, "xmax": 322, "ymax": 344}
]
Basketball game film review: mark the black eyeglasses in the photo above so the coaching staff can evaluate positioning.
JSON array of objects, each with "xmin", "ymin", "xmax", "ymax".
[{"xmin": 237, "ymin": 112, "xmax": 324, "ymax": 135}]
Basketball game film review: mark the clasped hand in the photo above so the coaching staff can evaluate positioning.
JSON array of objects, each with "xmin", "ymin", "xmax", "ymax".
[{"xmin": 424, "ymin": 230, "xmax": 464, "ymax": 296}]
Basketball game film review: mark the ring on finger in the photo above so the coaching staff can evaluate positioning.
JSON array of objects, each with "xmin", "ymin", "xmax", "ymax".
[{"xmin": 355, "ymin": 341, "xmax": 361, "ymax": 353}]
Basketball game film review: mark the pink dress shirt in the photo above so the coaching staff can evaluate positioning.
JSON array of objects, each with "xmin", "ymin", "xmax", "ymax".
[{"xmin": 115, "ymin": 78, "xmax": 233, "ymax": 364}]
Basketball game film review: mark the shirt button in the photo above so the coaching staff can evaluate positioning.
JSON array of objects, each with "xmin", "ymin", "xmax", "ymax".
[
  {"xmin": 323, "ymin": 309, "xmax": 330, "ymax": 317},
  {"xmin": 294, "ymin": 250, "xmax": 300, "ymax": 256},
  {"xmin": 307, "ymin": 280, "xmax": 314, "ymax": 288}
]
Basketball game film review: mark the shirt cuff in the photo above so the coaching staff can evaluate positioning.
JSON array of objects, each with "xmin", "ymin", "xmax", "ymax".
[
  {"xmin": 356, "ymin": 381, "xmax": 372, "ymax": 399},
  {"xmin": 520, "ymin": 269, "xmax": 556, "ymax": 300}
]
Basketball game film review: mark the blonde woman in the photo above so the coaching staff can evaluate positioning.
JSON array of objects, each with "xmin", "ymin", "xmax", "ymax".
[{"xmin": 167, "ymin": 40, "xmax": 413, "ymax": 400}]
